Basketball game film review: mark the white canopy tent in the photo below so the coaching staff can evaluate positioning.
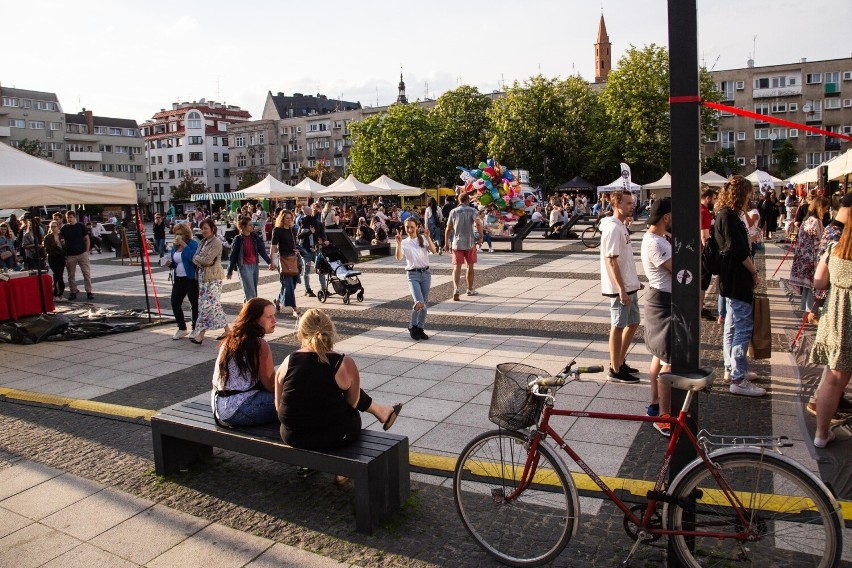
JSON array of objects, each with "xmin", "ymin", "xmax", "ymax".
[
  {"xmin": 326, "ymin": 177, "xmax": 345, "ymax": 189},
  {"xmin": 0, "ymin": 142, "xmax": 137, "ymax": 207},
  {"xmin": 786, "ymin": 167, "xmax": 818, "ymax": 185},
  {"xmin": 643, "ymin": 172, "xmax": 672, "ymax": 200},
  {"xmin": 827, "ymin": 149, "xmax": 852, "ymax": 180},
  {"xmin": 367, "ymin": 175, "xmax": 424, "ymax": 197},
  {"xmin": 745, "ymin": 170, "xmax": 783, "ymax": 188},
  {"xmin": 597, "ymin": 176, "xmax": 642, "ymax": 195},
  {"xmin": 315, "ymin": 174, "xmax": 375, "ymax": 197},
  {"xmin": 700, "ymin": 171, "xmax": 728, "ymax": 186},
  {"xmin": 293, "ymin": 177, "xmax": 327, "ymax": 196},
  {"xmin": 238, "ymin": 174, "xmax": 314, "ymax": 199}
]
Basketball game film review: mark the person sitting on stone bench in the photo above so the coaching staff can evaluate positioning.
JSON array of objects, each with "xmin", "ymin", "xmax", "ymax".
[
  {"xmin": 211, "ymin": 298, "xmax": 278, "ymax": 427},
  {"xmin": 275, "ymin": 308, "xmax": 401, "ymax": 481},
  {"xmin": 355, "ymin": 218, "xmax": 374, "ymax": 245}
]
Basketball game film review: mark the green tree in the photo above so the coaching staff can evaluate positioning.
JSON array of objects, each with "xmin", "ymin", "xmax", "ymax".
[
  {"xmin": 299, "ymin": 160, "xmax": 338, "ymax": 186},
  {"xmin": 171, "ymin": 174, "xmax": 206, "ymax": 201},
  {"xmin": 237, "ymin": 171, "xmax": 259, "ymax": 190},
  {"xmin": 599, "ymin": 44, "xmax": 721, "ymax": 183},
  {"xmin": 430, "ymin": 85, "xmax": 492, "ymax": 186},
  {"xmin": 773, "ymin": 139, "xmax": 799, "ymax": 179},
  {"xmin": 349, "ymin": 102, "xmax": 436, "ymax": 187},
  {"xmin": 487, "ymin": 75, "xmax": 606, "ymax": 191},
  {"xmin": 18, "ymin": 138, "xmax": 45, "ymax": 158},
  {"xmin": 703, "ymin": 147, "xmax": 741, "ymax": 177}
]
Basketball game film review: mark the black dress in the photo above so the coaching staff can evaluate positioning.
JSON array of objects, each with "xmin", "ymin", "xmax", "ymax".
[{"xmin": 278, "ymin": 351, "xmax": 361, "ymax": 449}]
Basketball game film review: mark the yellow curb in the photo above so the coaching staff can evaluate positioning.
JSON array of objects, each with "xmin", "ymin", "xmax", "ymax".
[{"xmin": 0, "ymin": 388, "xmax": 157, "ymax": 421}]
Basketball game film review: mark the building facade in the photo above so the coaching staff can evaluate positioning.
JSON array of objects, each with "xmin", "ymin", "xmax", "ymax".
[
  {"xmin": 140, "ymin": 100, "xmax": 250, "ymax": 213},
  {"xmin": 0, "ymin": 86, "xmax": 64, "ymax": 163},
  {"xmin": 705, "ymin": 57, "xmax": 852, "ymax": 175}
]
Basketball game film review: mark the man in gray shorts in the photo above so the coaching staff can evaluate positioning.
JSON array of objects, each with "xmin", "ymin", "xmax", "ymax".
[
  {"xmin": 444, "ymin": 193, "xmax": 483, "ymax": 301},
  {"xmin": 599, "ymin": 190, "xmax": 643, "ymax": 383}
]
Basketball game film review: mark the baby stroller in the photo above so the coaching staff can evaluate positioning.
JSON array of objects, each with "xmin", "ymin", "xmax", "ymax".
[{"xmin": 314, "ymin": 243, "xmax": 365, "ymax": 304}]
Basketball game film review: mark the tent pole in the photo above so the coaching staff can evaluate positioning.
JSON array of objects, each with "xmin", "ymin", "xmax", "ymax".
[
  {"xmin": 136, "ymin": 205, "xmax": 152, "ymax": 322},
  {"xmin": 33, "ymin": 214, "xmax": 47, "ymax": 314}
]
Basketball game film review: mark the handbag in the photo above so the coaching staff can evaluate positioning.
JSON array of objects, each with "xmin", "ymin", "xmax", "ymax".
[
  {"xmin": 748, "ymin": 293, "xmax": 772, "ymax": 359},
  {"xmin": 0, "ymin": 251, "xmax": 11, "ymax": 260},
  {"xmin": 279, "ymin": 254, "xmax": 299, "ymax": 276}
]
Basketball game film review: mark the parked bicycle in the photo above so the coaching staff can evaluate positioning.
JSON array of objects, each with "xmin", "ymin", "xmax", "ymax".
[
  {"xmin": 581, "ymin": 215, "xmax": 634, "ymax": 249},
  {"xmin": 453, "ymin": 361, "xmax": 843, "ymax": 567}
]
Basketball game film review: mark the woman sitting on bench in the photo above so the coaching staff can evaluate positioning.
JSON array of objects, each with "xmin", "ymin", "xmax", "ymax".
[
  {"xmin": 275, "ymin": 308, "xmax": 401, "ymax": 451},
  {"xmin": 211, "ymin": 298, "xmax": 278, "ymax": 427}
]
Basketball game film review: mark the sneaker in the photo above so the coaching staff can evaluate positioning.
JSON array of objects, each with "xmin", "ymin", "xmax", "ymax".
[
  {"xmin": 295, "ymin": 467, "xmax": 316, "ymax": 478},
  {"xmin": 813, "ymin": 430, "xmax": 837, "ymax": 449},
  {"xmin": 408, "ymin": 327, "xmax": 420, "ymax": 340},
  {"xmin": 489, "ymin": 247, "xmax": 494, "ymax": 253},
  {"xmin": 729, "ymin": 378, "xmax": 766, "ymax": 397},
  {"xmin": 653, "ymin": 414, "xmax": 672, "ymax": 437},
  {"xmin": 68, "ymin": 293, "xmax": 77, "ymax": 301},
  {"xmin": 466, "ymin": 289, "xmax": 478, "ymax": 296},
  {"xmin": 172, "ymin": 329, "xmax": 188, "ymax": 340},
  {"xmin": 86, "ymin": 293, "xmax": 95, "ymax": 300},
  {"xmin": 700, "ymin": 308, "xmax": 716, "ymax": 321},
  {"xmin": 453, "ymin": 290, "xmax": 460, "ymax": 301},
  {"xmin": 805, "ymin": 401, "xmax": 852, "ymax": 425},
  {"xmin": 608, "ymin": 367, "xmax": 640, "ymax": 384},
  {"xmin": 646, "ymin": 403, "xmax": 660, "ymax": 417},
  {"xmin": 620, "ymin": 362, "xmax": 639, "ymax": 374},
  {"xmin": 723, "ymin": 370, "xmax": 760, "ymax": 384},
  {"xmin": 305, "ymin": 290, "xmax": 316, "ymax": 297}
]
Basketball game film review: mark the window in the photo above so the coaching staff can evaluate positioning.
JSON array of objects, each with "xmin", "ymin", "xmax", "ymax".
[
  {"xmin": 754, "ymin": 128, "xmax": 770, "ymax": 140},
  {"xmin": 825, "ymin": 98, "xmax": 841, "ymax": 110},
  {"xmin": 259, "ymin": 153, "xmax": 265, "ymax": 165},
  {"xmin": 259, "ymin": 133, "xmax": 265, "ymax": 144},
  {"xmin": 770, "ymin": 102, "xmax": 786, "ymax": 113},
  {"xmin": 168, "ymin": 155, "xmax": 174, "ymax": 163},
  {"xmin": 334, "ymin": 157, "xmax": 344, "ymax": 167},
  {"xmin": 214, "ymin": 169, "xmax": 219, "ymax": 177},
  {"xmin": 8, "ymin": 119, "xmax": 25, "ymax": 128},
  {"xmin": 771, "ymin": 76, "xmax": 787, "ymax": 88},
  {"xmin": 49, "ymin": 122, "xmax": 61, "ymax": 131},
  {"xmin": 187, "ymin": 111, "xmax": 203, "ymax": 129},
  {"xmin": 99, "ymin": 144, "xmax": 113, "ymax": 153},
  {"xmin": 125, "ymin": 128, "xmax": 137, "ymax": 137},
  {"xmin": 754, "ymin": 77, "xmax": 769, "ymax": 89},
  {"xmin": 237, "ymin": 155, "xmax": 247, "ymax": 167},
  {"xmin": 2, "ymin": 97, "xmax": 19, "ymax": 107},
  {"xmin": 235, "ymin": 135, "xmax": 246, "ymax": 147},
  {"xmin": 190, "ymin": 168, "xmax": 204, "ymax": 177},
  {"xmin": 213, "ymin": 153, "xmax": 219, "ymax": 162},
  {"xmin": 223, "ymin": 169, "xmax": 230, "ymax": 177},
  {"xmin": 754, "ymin": 102, "xmax": 770, "ymax": 115},
  {"xmin": 222, "ymin": 153, "xmax": 229, "ymax": 162},
  {"xmin": 721, "ymin": 130, "xmax": 735, "ymax": 149},
  {"xmin": 188, "ymin": 152, "xmax": 203, "ymax": 161},
  {"xmin": 212, "ymin": 137, "xmax": 218, "ymax": 146},
  {"xmin": 705, "ymin": 132, "xmax": 719, "ymax": 142},
  {"xmin": 807, "ymin": 152, "xmax": 822, "ymax": 168},
  {"xmin": 221, "ymin": 137, "xmax": 228, "ymax": 146},
  {"xmin": 844, "ymin": 99, "xmax": 852, "ymax": 108},
  {"xmin": 224, "ymin": 184, "xmax": 231, "ymax": 191},
  {"xmin": 825, "ymin": 71, "xmax": 840, "ymax": 87},
  {"xmin": 132, "ymin": 146, "xmax": 141, "ymax": 154},
  {"xmin": 789, "ymin": 103, "xmax": 798, "ymax": 112},
  {"xmin": 788, "ymin": 129, "xmax": 799, "ymax": 137},
  {"xmin": 176, "ymin": 154, "xmax": 184, "ymax": 163},
  {"xmin": 109, "ymin": 127, "xmax": 122, "ymax": 136},
  {"xmin": 735, "ymin": 81, "xmax": 745, "ymax": 90},
  {"xmin": 49, "ymin": 142, "xmax": 62, "ymax": 150},
  {"xmin": 29, "ymin": 121, "xmax": 45, "ymax": 129},
  {"xmin": 844, "ymin": 71, "xmax": 852, "ymax": 81},
  {"xmin": 188, "ymin": 136, "xmax": 203, "ymax": 145},
  {"xmin": 115, "ymin": 146, "xmax": 128, "ymax": 153},
  {"xmin": 806, "ymin": 73, "xmax": 822, "ymax": 84},
  {"xmin": 215, "ymin": 184, "xmax": 220, "ymax": 191},
  {"xmin": 736, "ymin": 157, "xmax": 746, "ymax": 166},
  {"xmin": 737, "ymin": 131, "xmax": 746, "ymax": 141},
  {"xmin": 218, "ymin": 122, "xmax": 229, "ymax": 132},
  {"xmin": 771, "ymin": 128, "xmax": 787, "ymax": 139},
  {"xmin": 100, "ymin": 164, "xmax": 114, "ymax": 172},
  {"xmin": 94, "ymin": 126, "xmax": 107, "ymax": 134}
]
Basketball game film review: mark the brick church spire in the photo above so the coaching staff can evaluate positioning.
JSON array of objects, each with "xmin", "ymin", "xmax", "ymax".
[{"xmin": 594, "ymin": 14, "xmax": 612, "ymax": 83}]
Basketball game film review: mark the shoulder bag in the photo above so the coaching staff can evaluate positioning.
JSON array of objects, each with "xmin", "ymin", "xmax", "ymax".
[{"xmin": 279, "ymin": 254, "xmax": 299, "ymax": 276}]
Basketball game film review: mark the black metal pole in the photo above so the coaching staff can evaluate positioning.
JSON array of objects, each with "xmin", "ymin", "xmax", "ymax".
[
  {"xmin": 33, "ymin": 216, "xmax": 47, "ymax": 313},
  {"xmin": 668, "ymin": 1, "xmax": 701, "ymax": 565},
  {"xmin": 136, "ymin": 205, "xmax": 152, "ymax": 323}
]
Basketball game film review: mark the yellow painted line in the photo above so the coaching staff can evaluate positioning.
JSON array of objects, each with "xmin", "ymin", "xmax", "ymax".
[{"xmin": 0, "ymin": 388, "xmax": 157, "ymax": 420}]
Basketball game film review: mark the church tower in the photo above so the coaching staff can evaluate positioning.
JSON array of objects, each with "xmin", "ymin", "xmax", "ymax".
[
  {"xmin": 396, "ymin": 71, "xmax": 408, "ymax": 104},
  {"xmin": 594, "ymin": 14, "xmax": 612, "ymax": 83}
]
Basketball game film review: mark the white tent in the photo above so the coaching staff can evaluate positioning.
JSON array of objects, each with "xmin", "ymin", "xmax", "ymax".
[
  {"xmin": 293, "ymin": 177, "xmax": 327, "ymax": 196},
  {"xmin": 786, "ymin": 167, "xmax": 818, "ymax": 185},
  {"xmin": 745, "ymin": 170, "xmax": 783, "ymax": 188},
  {"xmin": 326, "ymin": 177, "xmax": 345, "ymax": 189},
  {"xmin": 700, "ymin": 171, "xmax": 727, "ymax": 186},
  {"xmin": 237, "ymin": 174, "xmax": 314, "ymax": 199},
  {"xmin": 367, "ymin": 175, "xmax": 424, "ymax": 197},
  {"xmin": 315, "ymin": 174, "xmax": 375, "ymax": 197},
  {"xmin": 644, "ymin": 172, "xmax": 671, "ymax": 190},
  {"xmin": 597, "ymin": 176, "xmax": 642, "ymax": 195},
  {"xmin": 827, "ymin": 149, "xmax": 852, "ymax": 180},
  {"xmin": 0, "ymin": 142, "xmax": 137, "ymax": 207}
]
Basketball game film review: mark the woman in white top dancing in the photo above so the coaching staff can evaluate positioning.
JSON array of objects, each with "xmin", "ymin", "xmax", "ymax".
[{"xmin": 395, "ymin": 217, "xmax": 436, "ymax": 340}]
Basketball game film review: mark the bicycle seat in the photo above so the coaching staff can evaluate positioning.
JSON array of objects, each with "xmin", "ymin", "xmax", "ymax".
[{"xmin": 657, "ymin": 368, "xmax": 715, "ymax": 391}]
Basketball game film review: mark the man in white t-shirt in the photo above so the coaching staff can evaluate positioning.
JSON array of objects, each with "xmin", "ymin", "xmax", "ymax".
[
  {"xmin": 600, "ymin": 190, "xmax": 643, "ymax": 383},
  {"xmin": 640, "ymin": 198, "xmax": 673, "ymax": 436}
]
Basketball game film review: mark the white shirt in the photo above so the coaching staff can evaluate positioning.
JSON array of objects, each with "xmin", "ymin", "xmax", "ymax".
[
  {"xmin": 401, "ymin": 237, "xmax": 430, "ymax": 270},
  {"xmin": 531, "ymin": 211, "xmax": 543, "ymax": 222},
  {"xmin": 549, "ymin": 210, "xmax": 562, "ymax": 225},
  {"xmin": 641, "ymin": 232, "xmax": 672, "ymax": 293},
  {"xmin": 599, "ymin": 216, "xmax": 640, "ymax": 295},
  {"xmin": 91, "ymin": 222, "xmax": 103, "ymax": 237},
  {"xmin": 173, "ymin": 249, "xmax": 186, "ymax": 277}
]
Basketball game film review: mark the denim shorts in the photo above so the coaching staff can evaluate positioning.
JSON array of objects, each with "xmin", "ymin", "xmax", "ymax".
[{"xmin": 609, "ymin": 291, "xmax": 640, "ymax": 328}]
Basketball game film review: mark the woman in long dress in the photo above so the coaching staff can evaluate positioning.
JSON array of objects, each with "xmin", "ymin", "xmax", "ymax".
[{"xmin": 191, "ymin": 218, "xmax": 229, "ymax": 344}]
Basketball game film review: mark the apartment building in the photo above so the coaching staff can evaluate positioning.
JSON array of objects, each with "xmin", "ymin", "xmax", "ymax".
[
  {"xmin": 0, "ymin": 85, "xmax": 65, "ymax": 163},
  {"xmin": 140, "ymin": 100, "xmax": 250, "ymax": 213},
  {"xmin": 706, "ymin": 56, "xmax": 852, "ymax": 173}
]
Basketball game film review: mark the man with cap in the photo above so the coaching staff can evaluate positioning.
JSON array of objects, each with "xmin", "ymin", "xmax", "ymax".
[
  {"xmin": 599, "ymin": 190, "xmax": 643, "ymax": 383},
  {"xmin": 640, "ymin": 198, "xmax": 674, "ymax": 434}
]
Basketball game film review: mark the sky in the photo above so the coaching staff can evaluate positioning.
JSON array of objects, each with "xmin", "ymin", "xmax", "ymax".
[{"xmin": 2, "ymin": 0, "xmax": 850, "ymax": 123}]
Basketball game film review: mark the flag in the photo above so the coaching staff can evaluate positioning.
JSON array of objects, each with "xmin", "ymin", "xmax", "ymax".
[
  {"xmin": 755, "ymin": 169, "xmax": 774, "ymax": 194},
  {"xmin": 619, "ymin": 163, "xmax": 632, "ymax": 191}
]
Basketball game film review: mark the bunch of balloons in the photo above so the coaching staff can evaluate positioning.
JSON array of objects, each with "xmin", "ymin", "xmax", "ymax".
[{"xmin": 457, "ymin": 159, "xmax": 530, "ymax": 221}]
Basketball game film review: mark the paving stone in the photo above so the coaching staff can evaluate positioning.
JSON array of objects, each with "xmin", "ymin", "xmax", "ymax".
[
  {"xmin": 41, "ymin": 487, "xmax": 153, "ymax": 541},
  {"xmin": 0, "ymin": 523, "xmax": 80, "ymax": 568},
  {"xmin": 1, "ymin": 473, "xmax": 102, "ymax": 521},
  {"xmin": 0, "ymin": 506, "xmax": 31, "ymax": 539},
  {"xmin": 0, "ymin": 461, "xmax": 64, "ymax": 501},
  {"xmin": 244, "ymin": 542, "xmax": 346, "ymax": 567},
  {"xmin": 147, "ymin": 522, "xmax": 273, "ymax": 568},
  {"xmin": 41, "ymin": 542, "xmax": 140, "ymax": 568}
]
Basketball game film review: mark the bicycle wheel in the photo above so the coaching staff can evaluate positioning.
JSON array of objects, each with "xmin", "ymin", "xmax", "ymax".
[
  {"xmin": 581, "ymin": 226, "xmax": 600, "ymax": 248},
  {"xmin": 667, "ymin": 450, "xmax": 842, "ymax": 568},
  {"xmin": 453, "ymin": 430, "xmax": 576, "ymax": 567}
]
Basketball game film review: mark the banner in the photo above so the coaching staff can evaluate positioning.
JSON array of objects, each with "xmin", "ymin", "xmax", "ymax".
[
  {"xmin": 755, "ymin": 170, "xmax": 774, "ymax": 194},
  {"xmin": 619, "ymin": 163, "xmax": 632, "ymax": 192}
]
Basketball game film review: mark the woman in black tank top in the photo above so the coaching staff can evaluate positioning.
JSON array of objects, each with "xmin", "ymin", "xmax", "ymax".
[{"xmin": 275, "ymin": 309, "xmax": 401, "ymax": 450}]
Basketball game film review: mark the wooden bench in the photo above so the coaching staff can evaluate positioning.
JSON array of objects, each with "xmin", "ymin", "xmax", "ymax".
[
  {"xmin": 151, "ymin": 396, "xmax": 410, "ymax": 534},
  {"xmin": 325, "ymin": 229, "xmax": 391, "ymax": 263}
]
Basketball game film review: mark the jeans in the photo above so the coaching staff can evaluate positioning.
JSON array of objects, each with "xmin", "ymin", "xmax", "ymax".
[
  {"xmin": 300, "ymin": 249, "xmax": 326, "ymax": 293},
  {"xmin": 799, "ymin": 286, "xmax": 814, "ymax": 312},
  {"xmin": 1, "ymin": 254, "xmax": 15, "ymax": 269},
  {"xmin": 156, "ymin": 238, "xmax": 166, "ymax": 258},
  {"xmin": 47, "ymin": 255, "xmax": 65, "ymax": 296},
  {"xmin": 428, "ymin": 220, "xmax": 443, "ymax": 249},
  {"xmin": 237, "ymin": 263, "xmax": 259, "ymax": 301},
  {"xmin": 406, "ymin": 269, "xmax": 431, "ymax": 329},
  {"xmin": 722, "ymin": 297, "xmax": 754, "ymax": 381},
  {"xmin": 279, "ymin": 274, "xmax": 296, "ymax": 308},
  {"xmin": 474, "ymin": 231, "xmax": 492, "ymax": 248},
  {"xmin": 171, "ymin": 276, "xmax": 199, "ymax": 331},
  {"xmin": 718, "ymin": 294, "xmax": 726, "ymax": 319},
  {"xmin": 221, "ymin": 391, "xmax": 277, "ymax": 426}
]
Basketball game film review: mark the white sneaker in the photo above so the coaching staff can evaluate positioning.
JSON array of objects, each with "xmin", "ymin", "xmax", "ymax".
[
  {"xmin": 466, "ymin": 289, "xmax": 478, "ymax": 296},
  {"xmin": 172, "ymin": 329, "xmax": 188, "ymax": 340},
  {"xmin": 729, "ymin": 378, "xmax": 766, "ymax": 397},
  {"xmin": 722, "ymin": 370, "xmax": 760, "ymax": 384},
  {"xmin": 488, "ymin": 247, "xmax": 494, "ymax": 253}
]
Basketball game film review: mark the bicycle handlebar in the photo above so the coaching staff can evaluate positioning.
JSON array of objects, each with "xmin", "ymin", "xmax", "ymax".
[{"xmin": 528, "ymin": 363, "xmax": 605, "ymax": 388}]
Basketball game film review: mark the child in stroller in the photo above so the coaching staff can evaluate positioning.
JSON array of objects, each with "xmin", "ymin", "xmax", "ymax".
[{"xmin": 314, "ymin": 243, "xmax": 365, "ymax": 304}]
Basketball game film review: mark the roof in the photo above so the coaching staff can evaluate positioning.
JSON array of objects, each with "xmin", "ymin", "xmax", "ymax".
[
  {"xmin": 0, "ymin": 86, "xmax": 60, "ymax": 102},
  {"xmin": 150, "ymin": 106, "xmax": 251, "ymax": 120},
  {"xmin": 596, "ymin": 14, "xmax": 609, "ymax": 43},
  {"xmin": 268, "ymin": 91, "xmax": 361, "ymax": 120},
  {"xmin": 66, "ymin": 113, "xmax": 139, "ymax": 129},
  {"xmin": 557, "ymin": 176, "xmax": 594, "ymax": 190}
]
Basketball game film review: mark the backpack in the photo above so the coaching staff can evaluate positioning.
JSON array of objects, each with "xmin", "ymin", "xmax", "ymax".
[{"xmin": 702, "ymin": 225, "xmax": 721, "ymax": 276}]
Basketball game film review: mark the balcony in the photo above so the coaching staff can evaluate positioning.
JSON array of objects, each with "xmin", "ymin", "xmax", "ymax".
[
  {"xmin": 305, "ymin": 130, "xmax": 331, "ymax": 139},
  {"xmin": 826, "ymin": 139, "xmax": 841, "ymax": 151},
  {"xmin": 68, "ymin": 151, "xmax": 103, "ymax": 162},
  {"xmin": 825, "ymin": 83, "xmax": 840, "ymax": 95},
  {"xmin": 752, "ymin": 85, "xmax": 802, "ymax": 99},
  {"xmin": 0, "ymin": 126, "xmax": 10, "ymax": 137},
  {"xmin": 64, "ymin": 132, "xmax": 99, "ymax": 142}
]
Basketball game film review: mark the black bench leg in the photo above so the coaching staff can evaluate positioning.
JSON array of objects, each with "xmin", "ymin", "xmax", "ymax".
[
  {"xmin": 152, "ymin": 430, "xmax": 213, "ymax": 476},
  {"xmin": 388, "ymin": 437, "xmax": 410, "ymax": 510},
  {"xmin": 511, "ymin": 239, "xmax": 523, "ymax": 253},
  {"xmin": 354, "ymin": 456, "xmax": 390, "ymax": 534}
]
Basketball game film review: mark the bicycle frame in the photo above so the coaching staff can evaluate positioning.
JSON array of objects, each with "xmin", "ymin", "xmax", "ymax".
[{"xmin": 506, "ymin": 389, "xmax": 760, "ymax": 541}]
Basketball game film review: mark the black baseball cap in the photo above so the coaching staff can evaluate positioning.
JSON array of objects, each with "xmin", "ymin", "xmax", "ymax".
[
  {"xmin": 648, "ymin": 197, "xmax": 672, "ymax": 225},
  {"xmin": 841, "ymin": 193, "xmax": 852, "ymax": 208}
]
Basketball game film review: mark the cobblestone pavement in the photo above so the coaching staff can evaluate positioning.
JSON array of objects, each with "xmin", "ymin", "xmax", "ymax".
[{"xmin": 1, "ymin": 232, "xmax": 850, "ymax": 567}]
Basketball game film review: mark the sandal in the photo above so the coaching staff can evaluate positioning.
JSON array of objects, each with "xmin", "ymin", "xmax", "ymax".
[{"xmin": 383, "ymin": 403, "xmax": 403, "ymax": 431}]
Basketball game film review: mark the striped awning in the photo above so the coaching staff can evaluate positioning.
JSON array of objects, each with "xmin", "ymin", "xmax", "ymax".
[{"xmin": 190, "ymin": 192, "xmax": 249, "ymax": 201}]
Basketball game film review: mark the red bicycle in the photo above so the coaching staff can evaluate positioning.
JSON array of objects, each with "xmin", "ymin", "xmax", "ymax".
[{"xmin": 453, "ymin": 361, "xmax": 844, "ymax": 567}]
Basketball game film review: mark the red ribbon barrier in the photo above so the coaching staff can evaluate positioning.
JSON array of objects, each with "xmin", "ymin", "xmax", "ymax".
[{"xmin": 702, "ymin": 100, "xmax": 852, "ymax": 142}]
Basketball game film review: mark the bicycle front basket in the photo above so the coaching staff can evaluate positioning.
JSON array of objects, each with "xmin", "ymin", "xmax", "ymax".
[{"xmin": 488, "ymin": 363, "xmax": 549, "ymax": 430}]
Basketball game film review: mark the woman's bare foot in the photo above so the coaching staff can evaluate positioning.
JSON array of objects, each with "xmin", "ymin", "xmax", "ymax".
[{"xmin": 333, "ymin": 475, "xmax": 350, "ymax": 485}]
